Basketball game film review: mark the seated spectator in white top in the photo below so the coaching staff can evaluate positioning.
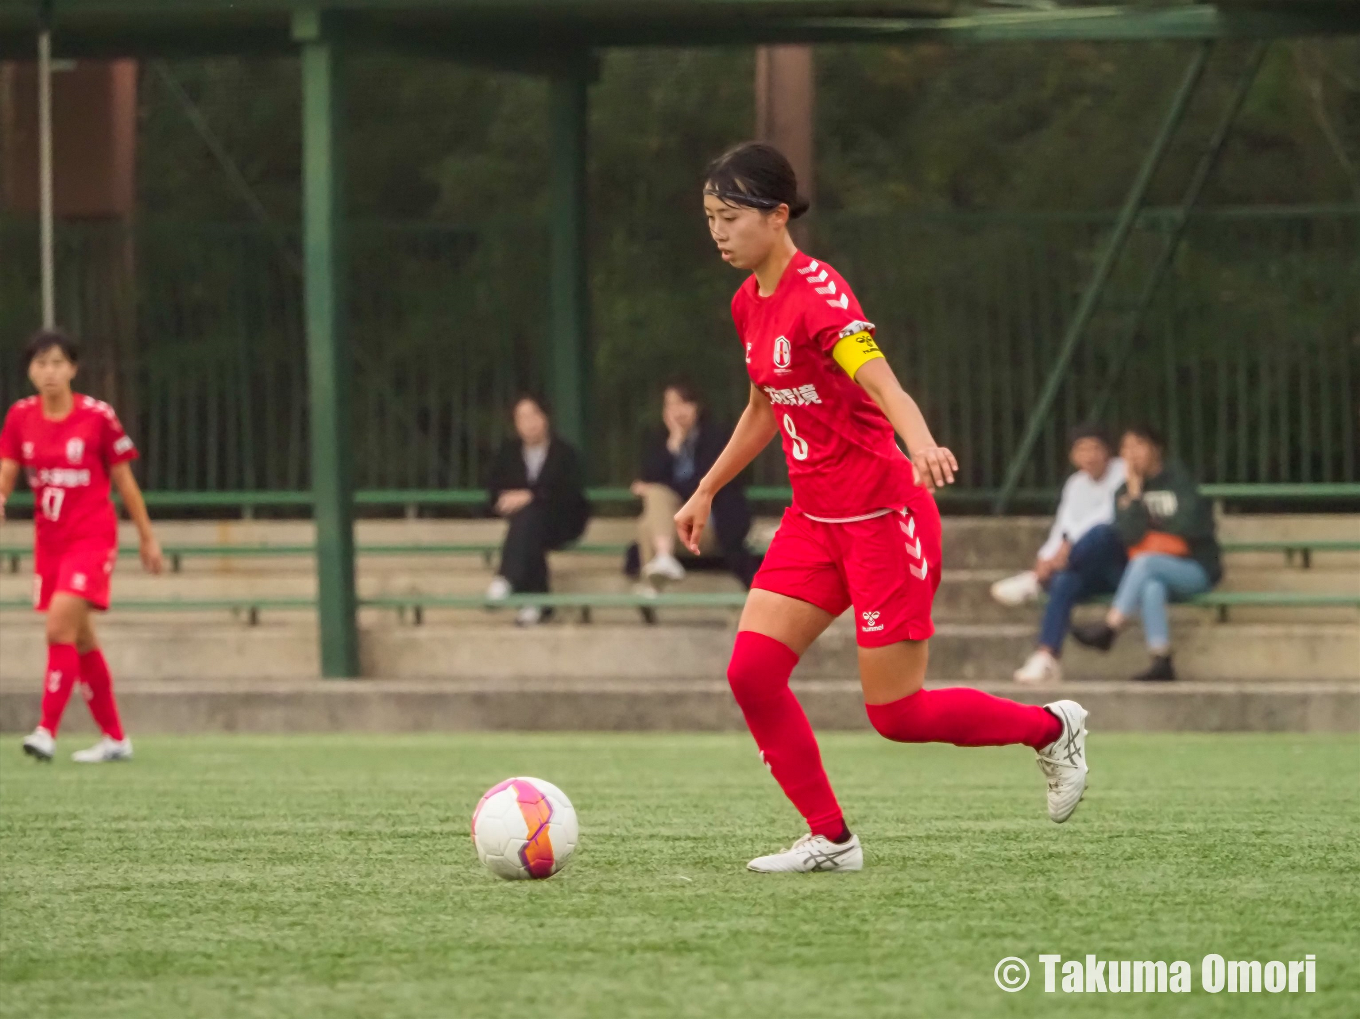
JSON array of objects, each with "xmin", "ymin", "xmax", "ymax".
[{"xmin": 998, "ymin": 426, "xmax": 1128, "ymax": 686}]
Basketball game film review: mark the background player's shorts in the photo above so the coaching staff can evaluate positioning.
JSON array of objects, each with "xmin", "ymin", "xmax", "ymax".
[
  {"xmin": 752, "ymin": 490, "xmax": 943, "ymax": 648},
  {"xmin": 32, "ymin": 540, "xmax": 117, "ymax": 612}
]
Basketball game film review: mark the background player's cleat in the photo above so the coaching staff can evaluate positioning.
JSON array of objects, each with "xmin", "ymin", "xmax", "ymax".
[
  {"xmin": 22, "ymin": 727, "xmax": 55, "ymax": 762},
  {"xmin": 1036, "ymin": 700, "xmax": 1088, "ymax": 822},
  {"xmin": 747, "ymin": 833, "xmax": 863, "ymax": 873},
  {"xmin": 72, "ymin": 737, "xmax": 133, "ymax": 763}
]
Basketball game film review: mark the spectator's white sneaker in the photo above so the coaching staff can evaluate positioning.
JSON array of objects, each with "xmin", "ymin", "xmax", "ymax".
[
  {"xmin": 485, "ymin": 576, "xmax": 512, "ymax": 601},
  {"xmin": 1036, "ymin": 700, "xmax": 1088, "ymax": 823},
  {"xmin": 72, "ymin": 737, "xmax": 133, "ymax": 763},
  {"xmin": 1014, "ymin": 649, "xmax": 1062, "ymax": 685},
  {"xmin": 747, "ymin": 833, "xmax": 863, "ymax": 873},
  {"xmin": 515, "ymin": 605, "xmax": 543, "ymax": 627},
  {"xmin": 22, "ymin": 727, "xmax": 55, "ymax": 762},
  {"xmin": 643, "ymin": 553, "xmax": 686, "ymax": 583},
  {"xmin": 991, "ymin": 570, "xmax": 1042, "ymax": 606}
]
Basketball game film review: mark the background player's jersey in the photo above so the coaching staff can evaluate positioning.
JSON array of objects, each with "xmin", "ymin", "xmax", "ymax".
[
  {"xmin": 0, "ymin": 394, "xmax": 139, "ymax": 547},
  {"xmin": 732, "ymin": 251, "xmax": 918, "ymax": 520}
]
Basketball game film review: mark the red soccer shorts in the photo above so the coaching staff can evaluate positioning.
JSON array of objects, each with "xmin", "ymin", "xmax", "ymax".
[
  {"xmin": 752, "ymin": 490, "xmax": 943, "ymax": 647},
  {"xmin": 32, "ymin": 540, "xmax": 118, "ymax": 612}
]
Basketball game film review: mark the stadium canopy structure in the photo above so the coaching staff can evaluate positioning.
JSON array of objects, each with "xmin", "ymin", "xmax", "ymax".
[{"xmin": 2, "ymin": 0, "xmax": 1357, "ymax": 676}]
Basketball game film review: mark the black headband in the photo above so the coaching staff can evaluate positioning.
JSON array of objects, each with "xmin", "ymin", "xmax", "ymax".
[{"xmin": 703, "ymin": 186, "xmax": 784, "ymax": 210}]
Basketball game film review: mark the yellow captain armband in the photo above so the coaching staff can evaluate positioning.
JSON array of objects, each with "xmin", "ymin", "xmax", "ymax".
[{"xmin": 831, "ymin": 331, "xmax": 885, "ymax": 379}]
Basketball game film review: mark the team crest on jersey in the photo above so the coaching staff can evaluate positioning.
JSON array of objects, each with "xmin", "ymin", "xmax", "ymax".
[
  {"xmin": 22, "ymin": 441, "xmax": 34, "ymax": 460},
  {"xmin": 66, "ymin": 438, "xmax": 85, "ymax": 464},
  {"xmin": 772, "ymin": 335, "xmax": 792, "ymax": 373}
]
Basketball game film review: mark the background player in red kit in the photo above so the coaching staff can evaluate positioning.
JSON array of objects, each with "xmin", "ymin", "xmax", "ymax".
[
  {"xmin": 675, "ymin": 143, "xmax": 1090, "ymax": 872},
  {"xmin": 0, "ymin": 330, "xmax": 163, "ymax": 763}
]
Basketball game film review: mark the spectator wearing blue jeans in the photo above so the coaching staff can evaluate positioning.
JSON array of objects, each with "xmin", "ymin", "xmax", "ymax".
[
  {"xmin": 1071, "ymin": 424, "xmax": 1222, "ymax": 681},
  {"xmin": 1008, "ymin": 425, "xmax": 1127, "ymax": 684}
]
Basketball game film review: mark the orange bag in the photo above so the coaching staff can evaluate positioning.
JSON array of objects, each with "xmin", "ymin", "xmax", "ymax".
[{"xmin": 1128, "ymin": 531, "xmax": 1191, "ymax": 560}]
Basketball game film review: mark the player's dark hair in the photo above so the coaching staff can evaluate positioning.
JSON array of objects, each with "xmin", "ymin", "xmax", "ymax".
[
  {"xmin": 1067, "ymin": 422, "xmax": 1111, "ymax": 452},
  {"xmin": 704, "ymin": 142, "xmax": 810, "ymax": 220},
  {"xmin": 1121, "ymin": 422, "xmax": 1165, "ymax": 450},
  {"xmin": 23, "ymin": 328, "xmax": 79, "ymax": 367}
]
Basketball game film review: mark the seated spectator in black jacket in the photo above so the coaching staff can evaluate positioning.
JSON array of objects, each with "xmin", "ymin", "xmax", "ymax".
[
  {"xmin": 485, "ymin": 395, "xmax": 589, "ymax": 626},
  {"xmin": 631, "ymin": 381, "xmax": 758, "ymax": 589}
]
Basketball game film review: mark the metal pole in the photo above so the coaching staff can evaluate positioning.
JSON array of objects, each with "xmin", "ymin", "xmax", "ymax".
[
  {"xmin": 37, "ymin": 28, "xmax": 55, "ymax": 329},
  {"xmin": 295, "ymin": 10, "xmax": 358, "ymax": 678},
  {"xmin": 993, "ymin": 42, "xmax": 1213, "ymax": 513},
  {"xmin": 1089, "ymin": 43, "xmax": 1267, "ymax": 424},
  {"xmin": 548, "ymin": 61, "xmax": 590, "ymax": 454}
]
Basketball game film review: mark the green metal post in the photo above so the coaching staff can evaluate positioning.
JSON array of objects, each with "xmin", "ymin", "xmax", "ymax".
[
  {"xmin": 548, "ymin": 60, "xmax": 591, "ymax": 454},
  {"xmin": 993, "ymin": 42, "xmax": 1212, "ymax": 513},
  {"xmin": 295, "ymin": 10, "xmax": 358, "ymax": 677},
  {"xmin": 1089, "ymin": 43, "xmax": 1267, "ymax": 424}
]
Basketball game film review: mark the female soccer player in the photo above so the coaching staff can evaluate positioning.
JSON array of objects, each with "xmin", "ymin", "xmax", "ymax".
[
  {"xmin": 0, "ymin": 329, "xmax": 163, "ymax": 763},
  {"xmin": 675, "ymin": 143, "xmax": 1090, "ymax": 872}
]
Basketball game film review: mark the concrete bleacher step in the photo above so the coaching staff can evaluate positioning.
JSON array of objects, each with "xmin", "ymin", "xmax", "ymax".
[
  {"xmin": 1, "ymin": 678, "xmax": 1353, "ymax": 735},
  {"xmin": 2, "ymin": 617, "xmax": 1355, "ymax": 684}
]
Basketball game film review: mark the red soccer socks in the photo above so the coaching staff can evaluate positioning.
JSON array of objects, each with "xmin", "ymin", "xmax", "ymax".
[
  {"xmin": 38, "ymin": 643, "xmax": 80, "ymax": 735},
  {"xmin": 727, "ymin": 630, "xmax": 845, "ymax": 839},
  {"xmin": 79, "ymin": 648, "xmax": 125, "ymax": 741},
  {"xmin": 866, "ymin": 687, "xmax": 1062, "ymax": 750}
]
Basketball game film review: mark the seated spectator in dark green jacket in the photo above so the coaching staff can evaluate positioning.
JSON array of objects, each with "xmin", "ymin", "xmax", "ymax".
[{"xmin": 1071, "ymin": 424, "xmax": 1222, "ymax": 681}]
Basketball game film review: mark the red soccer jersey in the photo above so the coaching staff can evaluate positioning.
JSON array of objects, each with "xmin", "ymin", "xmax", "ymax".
[
  {"xmin": 732, "ymin": 250, "xmax": 918, "ymax": 520},
  {"xmin": 0, "ymin": 394, "xmax": 139, "ymax": 548}
]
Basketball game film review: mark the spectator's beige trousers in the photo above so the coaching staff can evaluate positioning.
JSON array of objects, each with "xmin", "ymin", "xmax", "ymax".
[{"xmin": 637, "ymin": 483, "xmax": 719, "ymax": 559}]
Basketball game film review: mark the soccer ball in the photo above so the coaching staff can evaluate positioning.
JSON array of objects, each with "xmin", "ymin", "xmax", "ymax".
[{"xmin": 471, "ymin": 776, "xmax": 578, "ymax": 880}]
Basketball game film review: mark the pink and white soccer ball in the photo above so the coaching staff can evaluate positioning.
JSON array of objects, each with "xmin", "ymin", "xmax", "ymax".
[{"xmin": 471, "ymin": 776, "xmax": 579, "ymax": 880}]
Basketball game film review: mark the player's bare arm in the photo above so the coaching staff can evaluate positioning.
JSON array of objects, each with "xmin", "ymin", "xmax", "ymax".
[
  {"xmin": 110, "ymin": 462, "xmax": 163, "ymax": 575},
  {"xmin": 853, "ymin": 357, "xmax": 958, "ymax": 492},
  {"xmin": 0, "ymin": 458, "xmax": 17, "ymax": 524},
  {"xmin": 674, "ymin": 384, "xmax": 777, "ymax": 554}
]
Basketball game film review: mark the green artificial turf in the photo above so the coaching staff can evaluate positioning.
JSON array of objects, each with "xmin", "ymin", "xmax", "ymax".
[{"xmin": 2, "ymin": 733, "xmax": 1356, "ymax": 1018}]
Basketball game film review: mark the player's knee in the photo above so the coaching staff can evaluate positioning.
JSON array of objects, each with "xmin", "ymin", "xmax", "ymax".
[
  {"xmin": 45, "ymin": 615, "xmax": 78, "ymax": 645},
  {"xmin": 726, "ymin": 631, "xmax": 797, "ymax": 706}
]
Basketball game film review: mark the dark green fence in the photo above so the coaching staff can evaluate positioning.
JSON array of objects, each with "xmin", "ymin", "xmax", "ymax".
[{"xmin": 1, "ymin": 206, "xmax": 1355, "ymax": 492}]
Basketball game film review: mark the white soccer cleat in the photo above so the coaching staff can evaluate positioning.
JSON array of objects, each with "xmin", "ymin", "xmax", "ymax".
[
  {"xmin": 990, "ymin": 570, "xmax": 1042, "ymax": 606},
  {"xmin": 514, "ymin": 605, "xmax": 544, "ymax": 627},
  {"xmin": 747, "ymin": 833, "xmax": 863, "ymax": 873},
  {"xmin": 643, "ymin": 553, "xmax": 687, "ymax": 583},
  {"xmin": 72, "ymin": 737, "xmax": 133, "ymax": 764},
  {"xmin": 1036, "ymin": 699, "xmax": 1088, "ymax": 823},
  {"xmin": 1014, "ymin": 649, "xmax": 1062, "ymax": 685},
  {"xmin": 485, "ymin": 576, "xmax": 512, "ymax": 601},
  {"xmin": 22, "ymin": 727, "xmax": 55, "ymax": 762}
]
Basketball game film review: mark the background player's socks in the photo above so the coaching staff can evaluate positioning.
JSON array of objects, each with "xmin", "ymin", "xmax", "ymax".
[
  {"xmin": 727, "ymin": 631, "xmax": 845, "ymax": 839},
  {"xmin": 38, "ymin": 644, "xmax": 80, "ymax": 736},
  {"xmin": 866, "ymin": 688, "xmax": 1062, "ymax": 750},
  {"xmin": 79, "ymin": 648, "xmax": 126, "ymax": 741}
]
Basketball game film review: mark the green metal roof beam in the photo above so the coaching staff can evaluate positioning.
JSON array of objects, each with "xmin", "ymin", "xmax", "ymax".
[{"xmin": 2, "ymin": 4, "xmax": 1357, "ymax": 61}]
